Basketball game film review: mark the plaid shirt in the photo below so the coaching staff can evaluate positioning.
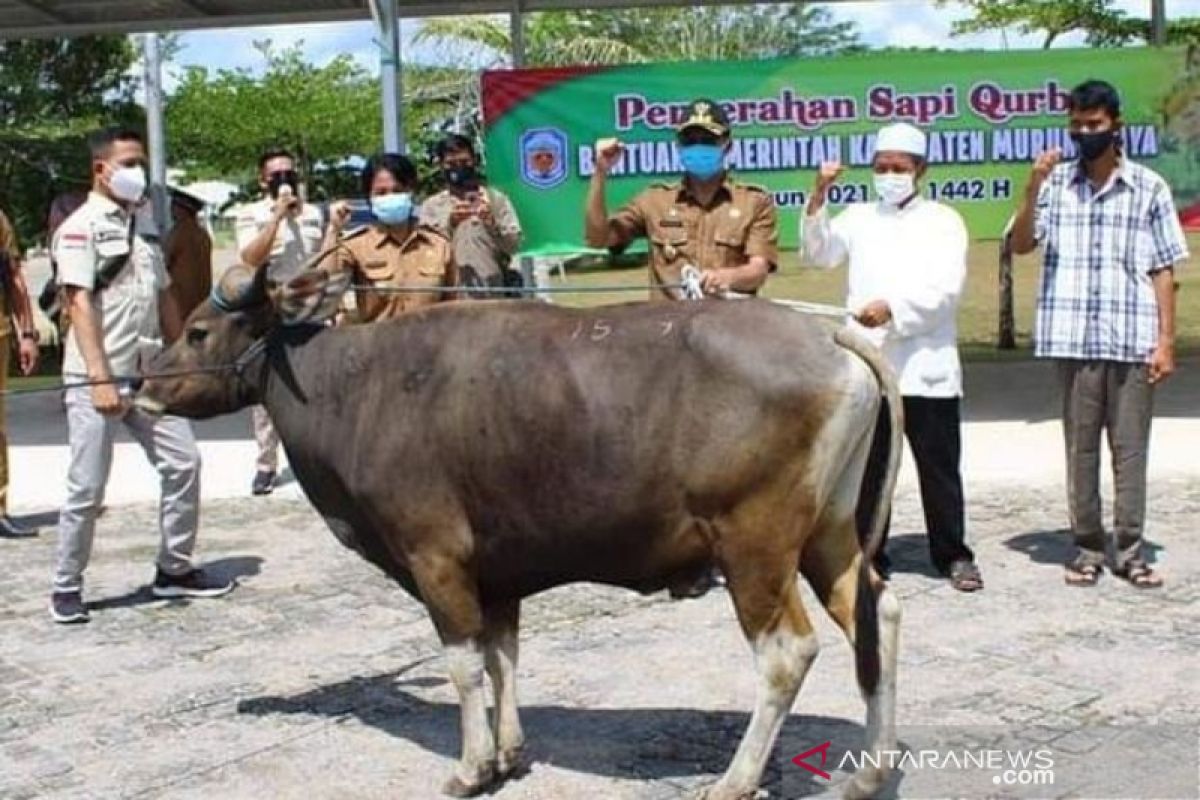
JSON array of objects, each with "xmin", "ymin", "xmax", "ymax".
[{"xmin": 1034, "ymin": 158, "xmax": 1188, "ymax": 363}]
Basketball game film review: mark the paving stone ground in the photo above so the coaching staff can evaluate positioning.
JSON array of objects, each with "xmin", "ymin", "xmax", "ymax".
[{"xmin": 2, "ymin": 480, "xmax": 1198, "ymax": 800}]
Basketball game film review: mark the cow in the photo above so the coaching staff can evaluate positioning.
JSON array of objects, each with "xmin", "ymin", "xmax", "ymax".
[{"xmin": 135, "ymin": 265, "xmax": 904, "ymax": 800}]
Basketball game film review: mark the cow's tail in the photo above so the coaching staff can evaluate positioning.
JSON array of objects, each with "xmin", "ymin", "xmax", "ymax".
[{"xmin": 833, "ymin": 327, "xmax": 902, "ymax": 699}]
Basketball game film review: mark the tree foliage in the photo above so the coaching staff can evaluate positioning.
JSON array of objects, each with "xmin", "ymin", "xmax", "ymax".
[
  {"xmin": 0, "ymin": 36, "xmax": 139, "ymax": 247},
  {"xmin": 416, "ymin": 4, "xmax": 861, "ymax": 68},
  {"xmin": 167, "ymin": 43, "xmax": 380, "ymax": 193},
  {"xmin": 941, "ymin": 0, "xmax": 1200, "ymax": 49}
]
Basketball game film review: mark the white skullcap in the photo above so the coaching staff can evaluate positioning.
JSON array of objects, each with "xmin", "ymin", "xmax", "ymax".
[{"xmin": 874, "ymin": 123, "xmax": 927, "ymax": 158}]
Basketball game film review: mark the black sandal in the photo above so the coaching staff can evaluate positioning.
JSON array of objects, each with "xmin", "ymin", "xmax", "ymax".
[
  {"xmin": 949, "ymin": 560, "xmax": 983, "ymax": 592},
  {"xmin": 1113, "ymin": 560, "xmax": 1163, "ymax": 589},
  {"xmin": 1064, "ymin": 560, "xmax": 1102, "ymax": 587}
]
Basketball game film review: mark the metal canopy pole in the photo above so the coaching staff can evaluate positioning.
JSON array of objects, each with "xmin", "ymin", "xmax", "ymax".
[
  {"xmin": 511, "ymin": 0, "xmax": 526, "ymax": 68},
  {"xmin": 1151, "ymin": 0, "xmax": 1166, "ymax": 46},
  {"xmin": 142, "ymin": 33, "xmax": 169, "ymax": 233},
  {"xmin": 377, "ymin": 0, "xmax": 404, "ymax": 152}
]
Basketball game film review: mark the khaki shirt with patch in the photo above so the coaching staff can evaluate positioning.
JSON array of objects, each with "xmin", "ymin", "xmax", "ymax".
[
  {"xmin": 419, "ymin": 187, "xmax": 522, "ymax": 282},
  {"xmin": 52, "ymin": 193, "xmax": 171, "ymax": 377},
  {"xmin": 610, "ymin": 178, "xmax": 779, "ymax": 301},
  {"xmin": 333, "ymin": 224, "xmax": 457, "ymax": 322},
  {"xmin": 234, "ymin": 198, "xmax": 324, "ymax": 283},
  {"xmin": 0, "ymin": 208, "xmax": 17, "ymax": 326}
]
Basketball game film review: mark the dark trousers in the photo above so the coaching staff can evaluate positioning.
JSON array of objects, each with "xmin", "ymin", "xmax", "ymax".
[
  {"xmin": 1058, "ymin": 360, "xmax": 1154, "ymax": 569},
  {"xmin": 856, "ymin": 396, "xmax": 974, "ymax": 576}
]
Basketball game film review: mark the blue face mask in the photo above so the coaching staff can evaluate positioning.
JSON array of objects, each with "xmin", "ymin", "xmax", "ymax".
[
  {"xmin": 371, "ymin": 192, "xmax": 413, "ymax": 226},
  {"xmin": 679, "ymin": 144, "xmax": 726, "ymax": 180}
]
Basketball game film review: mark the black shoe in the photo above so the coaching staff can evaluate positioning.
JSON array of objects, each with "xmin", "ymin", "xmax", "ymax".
[
  {"xmin": 50, "ymin": 591, "xmax": 90, "ymax": 624},
  {"xmin": 251, "ymin": 470, "xmax": 276, "ymax": 496},
  {"xmin": 152, "ymin": 568, "xmax": 236, "ymax": 599},
  {"xmin": 0, "ymin": 515, "xmax": 38, "ymax": 538}
]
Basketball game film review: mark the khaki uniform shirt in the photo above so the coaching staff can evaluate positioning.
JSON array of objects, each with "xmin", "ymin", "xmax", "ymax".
[
  {"xmin": 610, "ymin": 178, "xmax": 779, "ymax": 300},
  {"xmin": 419, "ymin": 187, "xmax": 522, "ymax": 284},
  {"xmin": 234, "ymin": 198, "xmax": 324, "ymax": 283},
  {"xmin": 0, "ymin": 209, "xmax": 17, "ymax": 325},
  {"xmin": 53, "ymin": 193, "xmax": 171, "ymax": 377},
  {"xmin": 333, "ymin": 224, "xmax": 456, "ymax": 322},
  {"xmin": 165, "ymin": 216, "xmax": 213, "ymax": 321}
]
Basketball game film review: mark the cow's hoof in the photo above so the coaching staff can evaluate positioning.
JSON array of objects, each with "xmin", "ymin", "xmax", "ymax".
[
  {"xmin": 842, "ymin": 766, "xmax": 887, "ymax": 799},
  {"xmin": 496, "ymin": 746, "xmax": 527, "ymax": 778},
  {"xmin": 441, "ymin": 764, "xmax": 496, "ymax": 798}
]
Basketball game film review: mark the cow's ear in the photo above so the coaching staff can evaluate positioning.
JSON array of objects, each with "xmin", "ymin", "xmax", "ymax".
[{"xmin": 272, "ymin": 268, "xmax": 351, "ymax": 326}]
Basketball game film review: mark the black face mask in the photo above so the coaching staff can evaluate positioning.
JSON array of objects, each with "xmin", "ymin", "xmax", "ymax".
[
  {"xmin": 266, "ymin": 170, "xmax": 300, "ymax": 199},
  {"xmin": 1070, "ymin": 129, "xmax": 1118, "ymax": 162},
  {"xmin": 444, "ymin": 165, "xmax": 478, "ymax": 189}
]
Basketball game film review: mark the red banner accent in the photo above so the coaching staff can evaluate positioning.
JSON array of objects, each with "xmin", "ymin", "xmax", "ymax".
[
  {"xmin": 482, "ymin": 66, "xmax": 608, "ymax": 128},
  {"xmin": 1180, "ymin": 202, "xmax": 1200, "ymax": 231}
]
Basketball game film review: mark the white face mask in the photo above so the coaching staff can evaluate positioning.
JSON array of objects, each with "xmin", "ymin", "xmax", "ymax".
[
  {"xmin": 108, "ymin": 163, "xmax": 147, "ymax": 203},
  {"xmin": 874, "ymin": 172, "xmax": 915, "ymax": 206}
]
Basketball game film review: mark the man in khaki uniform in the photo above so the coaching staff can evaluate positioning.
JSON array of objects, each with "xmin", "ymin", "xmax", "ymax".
[
  {"xmin": 325, "ymin": 153, "xmax": 456, "ymax": 322},
  {"xmin": 586, "ymin": 98, "xmax": 778, "ymax": 300},
  {"xmin": 50, "ymin": 127, "xmax": 233, "ymax": 624},
  {"xmin": 586, "ymin": 100, "xmax": 779, "ymax": 599},
  {"xmin": 419, "ymin": 135, "xmax": 522, "ymax": 296},
  {"xmin": 0, "ymin": 207, "xmax": 41, "ymax": 538},
  {"xmin": 235, "ymin": 148, "xmax": 324, "ymax": 495}
]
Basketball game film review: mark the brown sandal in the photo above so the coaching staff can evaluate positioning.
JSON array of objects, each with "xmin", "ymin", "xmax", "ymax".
[
  {"xmin": 1114, "ymin": 560, "xmax": 1163, "ymax": 589},
  {"xmin": 1064, "ymin": 561, "xmax": 1102, "ymax": 587}
]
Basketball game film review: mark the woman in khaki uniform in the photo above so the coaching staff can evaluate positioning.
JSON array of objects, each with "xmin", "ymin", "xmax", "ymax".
[{"xmin": 325, "ymin": 153, "xmax": 456, "ymax": 323}]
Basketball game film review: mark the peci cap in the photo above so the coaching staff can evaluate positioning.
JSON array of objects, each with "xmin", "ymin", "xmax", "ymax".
[
  {"xmin": 678, "ymin": 99, "xmax": 731, "ymax": 138},
  {"xmin": 873, "ymin": 122, "xmax": 927, "ymax": 158}
]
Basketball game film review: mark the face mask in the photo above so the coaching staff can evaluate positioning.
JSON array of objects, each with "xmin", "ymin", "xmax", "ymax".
[
  {"xmin": 267, "ymin": 170, "xmax": 300, "ymax": 199},
  {"xmin": 874, "ymin": 172, "xmax": 915, "ymax": 206},
  {"xmin": 1070, "ymin": 129, "xmax": 1118, "ymax": 162},
  {"xmin": 679, "ymin": 144, "xmax": 725, "ymax": 181},
  {"xmin": 371, "ymin": 193, "xmax": 414, "ymax": 226},
  {"xmin": 444, "ymin": 165, "xmax": 478, "ymax": 189},
  {"xmin": 108, "ymin": 164, "xmax": 147, "ymax": 203}
]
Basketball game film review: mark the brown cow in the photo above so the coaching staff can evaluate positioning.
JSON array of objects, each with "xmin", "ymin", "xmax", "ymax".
[{"xmin": 136, "ymin": 266, "xmax": 903, "ymax": 800}]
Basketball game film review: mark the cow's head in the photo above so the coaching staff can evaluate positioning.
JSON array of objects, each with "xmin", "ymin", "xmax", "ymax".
[{"xmin": 135, "ymin": 264, "xmax": 347, "ymax": 419}]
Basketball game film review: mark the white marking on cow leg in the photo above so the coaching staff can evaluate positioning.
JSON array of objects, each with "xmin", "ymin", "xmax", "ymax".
[
  {"xmin": 707, "ymin": 619, "xmax": 819, "ymax": 799},
  {"xmin": 483, "ymin": 608, "xmax": 524, "ymax": 776},
  {"xmin": 442, "ymin": 640, "xmax": 497, "ymax": 797},
  {"xmin": 844, "ymin": 588, "xmax": 901, "ymax": 800}
]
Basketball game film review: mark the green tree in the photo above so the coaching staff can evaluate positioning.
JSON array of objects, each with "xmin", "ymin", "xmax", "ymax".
[
  {"xmin": 941, "ymin": 0, "xmax": 1199, "ymax": 48},
  {"xmin": 0, "ymin": 36, "xmax": 139, "ymax": 246},
  {"xmin": 167, "ymin": 42, "xmax": 381, "ymax": 197},
  {"xmin": 416, "ymin": 4, "xmax": 860, "ymax": 68}
]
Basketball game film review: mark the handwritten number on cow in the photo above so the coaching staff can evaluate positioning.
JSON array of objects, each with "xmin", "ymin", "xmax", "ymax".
[{"xmin": 590, "ymin": 320, "xmax": 612, "ymax": 342}]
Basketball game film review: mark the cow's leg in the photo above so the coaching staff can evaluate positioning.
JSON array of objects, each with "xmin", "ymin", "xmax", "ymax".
[
  {"xmin": 699, "ymin": 526, "xmax": 818, "ymax": 800},
  {"xmin": 410, "ymin": 553, "xmax": 497, "ymax": 797},
  {"xmin": 482, "ymin": 599, "xmax": 525, "ymax": 776},
  {"xmin": 802, "ymin": 516, "xmax": 901, "ymax": 800}
]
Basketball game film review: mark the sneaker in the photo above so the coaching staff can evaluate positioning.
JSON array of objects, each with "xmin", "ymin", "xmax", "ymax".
[
  {"xmin": 251, "ymin": 470, "xmax": 276, "ymax": 496},
  {"xmin": 0, "ymin": 515, "xmax": 38, "ymax": 538},
  {"xmin": 50, "ymin": 591, "xmax": 90, "ymax": 624},
  {"xmin": 152, "ymin": 568, "xmax": 236, "ymax": 599}
]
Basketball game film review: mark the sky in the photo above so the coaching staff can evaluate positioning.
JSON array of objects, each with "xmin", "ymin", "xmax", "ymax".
[{"xmin": 166, "ymin": 0, "xmax": 1200, "ymax": 87}]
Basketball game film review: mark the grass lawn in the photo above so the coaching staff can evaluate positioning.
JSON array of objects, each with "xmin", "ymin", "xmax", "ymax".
[{"xmin": 547, "ymin": 233, "xmax": 1200, "ymax": 360}]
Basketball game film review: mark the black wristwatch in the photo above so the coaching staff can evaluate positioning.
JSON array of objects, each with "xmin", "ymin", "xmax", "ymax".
[{"xmin": 20, "ymin": 329, "xmax": 39, "ymax": 343}]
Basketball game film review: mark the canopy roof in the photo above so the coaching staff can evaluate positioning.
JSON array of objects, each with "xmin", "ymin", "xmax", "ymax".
[{"xmin": 2, "ymin": 0, "xmax": 831, "ymax": 39}]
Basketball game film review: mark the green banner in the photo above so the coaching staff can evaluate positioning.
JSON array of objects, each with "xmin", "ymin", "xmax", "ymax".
[{"xmin": 481, "ymin": 47, "xmax": 1200, "ymax": 251}]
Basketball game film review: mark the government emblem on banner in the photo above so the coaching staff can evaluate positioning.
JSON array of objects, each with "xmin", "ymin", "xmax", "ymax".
[{"xmin": 520, "ymin": 128, "xmax": 569, "ymax": 189}]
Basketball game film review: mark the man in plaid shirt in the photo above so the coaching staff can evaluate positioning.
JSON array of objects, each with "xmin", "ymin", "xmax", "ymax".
[{"xmin": 1012, "ymin": 79, "xmax": 1188, "ymax": 589}]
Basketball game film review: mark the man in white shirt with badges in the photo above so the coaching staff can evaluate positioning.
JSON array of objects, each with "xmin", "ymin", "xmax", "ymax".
[
  {"xmin": 801, "ymin": 122, "xmax": 983, "ymax": 592},
  {"xmin": 234, "ymin": 148, "xmax": 324, "ymax": 496},
  {"xmin": 50, "ymin": 127, "xmax": 234, "ymax": 624}
]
